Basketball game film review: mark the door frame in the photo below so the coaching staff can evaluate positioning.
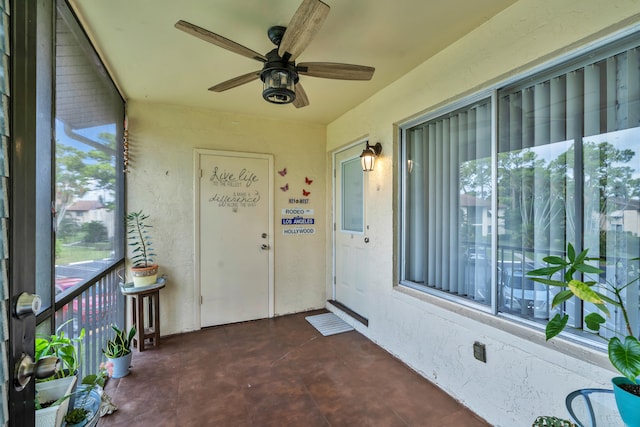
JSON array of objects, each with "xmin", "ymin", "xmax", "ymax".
[
  {"xmin": 193, "ymin": 148, "xmax": 274, "ymax": 329},
  {"xmin": 331, "ymin": 137, "xmax": 368, "ymax": 303}
]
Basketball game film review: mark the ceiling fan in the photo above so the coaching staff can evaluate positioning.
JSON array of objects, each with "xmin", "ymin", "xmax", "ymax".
[{"xmin": 175, "ymin": 0, "xmax": 375, "ymax": 108}]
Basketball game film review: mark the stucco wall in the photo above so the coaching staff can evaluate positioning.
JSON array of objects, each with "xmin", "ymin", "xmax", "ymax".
[
  {"xmin": 126, "ymin": 101, "xmax": 327, "ymax": 335},
  {"xmin": 326, "ymin": 0, "xmax": 640, "ymax": 425}
]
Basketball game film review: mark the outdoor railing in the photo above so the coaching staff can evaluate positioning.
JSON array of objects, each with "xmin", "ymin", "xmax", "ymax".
[{"xmin": 54, "ymin": 262, "xmax": 125, "ymax": 378}]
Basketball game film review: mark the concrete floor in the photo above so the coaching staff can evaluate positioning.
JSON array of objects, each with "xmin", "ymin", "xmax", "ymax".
[{"xmin": 98, "ymin": 310, "xmax": 490, "ymax": 426}]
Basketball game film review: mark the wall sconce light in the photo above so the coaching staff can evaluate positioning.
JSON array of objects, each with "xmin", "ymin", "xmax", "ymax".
[{"xmin": 360, "ymin": 141, "xmax": 382, "ymax": 172}]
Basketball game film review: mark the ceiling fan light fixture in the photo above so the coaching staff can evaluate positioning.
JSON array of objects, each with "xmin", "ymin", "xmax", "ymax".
[
  {"xmin": 262, "ymin": 69, "xmax": 296, "ymax": 104},
  {"xmin": 260, "ymin": 49, "xmax": 299, "ymax": 104}
]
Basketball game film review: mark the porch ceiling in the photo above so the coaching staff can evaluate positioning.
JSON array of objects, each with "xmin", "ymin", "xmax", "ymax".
[{"xmin": 68, "ymin": 0, "xmax": 516, "ymax": 125}]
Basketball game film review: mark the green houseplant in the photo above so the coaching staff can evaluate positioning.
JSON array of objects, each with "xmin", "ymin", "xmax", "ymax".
[
  {"xmin": 35, "ymin": 320, "xmax": 85, "ymax": 427},
  {"xmin": 63, "ymin": 365, "xmax": 111, "ymax": 427},
  {"xmin": 126, "ymin": 210, "xmax": 158, "ymax": 287},
  {"xmin": 532, "ymin": 416, "xmax": 576, "ymax": 427},
  {"xmin": 35, "ymin": 320, "xmax": 85, "ymax": 379},
  {"xmin": 102, "ymin": 325, "xmax": 136, "ymax": 378},
  {"xmin": 527, "ymin": 243, "xmax": 640, "ymax": 424}
]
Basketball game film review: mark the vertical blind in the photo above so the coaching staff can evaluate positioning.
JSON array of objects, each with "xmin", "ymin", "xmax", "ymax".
[
  {"xmin": 404, "ymin": 99, "xmax": 493, "ymax": 305},
  {"xmin": 402, "ymin": 39, "xmax": 640, "ymax": 336},
  {"xmin": 497, "ymin": 45, "xmax": 640, "ymax": 329}
]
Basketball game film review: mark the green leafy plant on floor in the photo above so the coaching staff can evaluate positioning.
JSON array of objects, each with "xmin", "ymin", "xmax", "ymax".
[
  {"xmin": 527, "ymin": 243, "xmax": 640, "ymax": 383},
  {"xmin": 64, "ymin": 407, "xmax": 89, "ymax": 424},
  {"xmin": 532, "ymin": 415, "xmax": 576, "ymax": 427},
  {"xmin": 102, "ymin": 325, "xmax": 136, "ymax": 358}
]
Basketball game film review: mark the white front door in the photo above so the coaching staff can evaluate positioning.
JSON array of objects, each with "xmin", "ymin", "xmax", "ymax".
[
  {"xmin": 334, "ymin": 143, "xmax": 369, "ymax": 319},
  {"xmin": 195, "ymin": 149, "xmax": 274, "ymax": 327}
]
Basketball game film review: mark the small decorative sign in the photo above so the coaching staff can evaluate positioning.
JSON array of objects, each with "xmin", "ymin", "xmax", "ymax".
[
  {"xmin": 281, "ymin": 208, "xmax": 314, "ymax": 215},
  {"xmin": 281, "ymin": 217, "xmax": 315, "ymax": 225},
  {"xmin": 288, "ymin": 198, "xmax": 310, "ymax": 204},
  {"xmin": 283, "ymin": 227, "xmax": 316, "ymax": 235}
]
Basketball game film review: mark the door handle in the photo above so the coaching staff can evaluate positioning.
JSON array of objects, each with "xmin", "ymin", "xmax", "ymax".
[
  {"xmin": 14, "ymin": 354, "xmax": 59, "ymax": 391},
  {"xmin": 260, "ymin": 244, "xmax": 270, "ymax": 250},
  {"xmin": 14, "ymin": 292, "xmax": 42, "ymax": 318}
]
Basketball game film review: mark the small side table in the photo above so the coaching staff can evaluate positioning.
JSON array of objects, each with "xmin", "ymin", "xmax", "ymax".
[{"xmin": 120, "ymin": 278, "xmax": 166, "ymax": 352}]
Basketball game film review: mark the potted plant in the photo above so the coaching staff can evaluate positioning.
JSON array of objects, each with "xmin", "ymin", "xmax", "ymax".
[
  {"xmin": 35, "ymin": 376, "xmax": 77, "ymax": 427},
  {"xmin": 102, "ymin": 325, "xmax": 136, "ymax": 378},
  {"xmin": 63, "ymin": 363, "xmax": 112, "ymax": 427},
  {"xmin": 35, "ymin": 320, "xmax": 85, "ymax": 427},
  {"xmin": 532, "ymin": 416, "xmax": 576, "ymax": 427},
  {"xmin": 527, "ymin": 243, "xmax": 640, "ymax": 425},
  {"xmin": 126, "ymin": 210, "xmax": 158, "ymax": 287},
  {"xmin": 63, "ymin": 407, "xmax": 90, "ymax": 427},
  {"xmin": 35, "ymin": 320, "xmax": 85, "ymax": 379}
]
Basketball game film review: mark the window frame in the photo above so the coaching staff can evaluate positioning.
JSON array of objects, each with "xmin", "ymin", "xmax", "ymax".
[
  {"xmin": 33, "ymin": 0, "xmax": 126, "ymax": 331},
  {"xmin": 399, "ymin": 90, "xmax": 498, "ymax": 314}
]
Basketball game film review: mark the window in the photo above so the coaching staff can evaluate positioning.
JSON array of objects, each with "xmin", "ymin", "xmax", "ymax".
[
  {"xmin": 31, "ymin": 0, "xmax": 126, "ymax": 377},
  {"xmin": 400, "ymin": 32, "xmax": 640, "ymax": 343},
  {"xmin": 51, "ymin": 1, "xmax": 125, "ymax": 301},
  {"xmin": 341, "ymin": 157, "xmax": 364, "ymax": 233},
  {"xmin": 401, "ymin": 98, "xmax": 493, "ymax": 306}
]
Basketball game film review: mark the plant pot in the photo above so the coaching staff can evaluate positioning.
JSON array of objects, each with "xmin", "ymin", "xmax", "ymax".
[
  {"xmin": 108, "ymin": 352, "xmax": 133, "ymax": 378},
  {"xmin": 612, "ymin": 377, "xmax": 640, "ymax": 426},
  {"xmin": 65, "ymin": 384, "xmax": 102, "ymax": 427},
  {"xmin": 131, "ymin": 264, "xmax": 158, "ymax": 287},
  {"xmin": 36, "ymin": 376, "xmax": 77, "ymax": 427}
]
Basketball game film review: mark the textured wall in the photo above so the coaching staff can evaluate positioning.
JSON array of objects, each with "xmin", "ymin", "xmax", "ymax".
[
  {"xmin": 326, "ymin": 0, "xmax": 640, "ymax": 425},
  {"xmin": 126, "ymin": 101, "xmax": 327, "ymax": 334}
]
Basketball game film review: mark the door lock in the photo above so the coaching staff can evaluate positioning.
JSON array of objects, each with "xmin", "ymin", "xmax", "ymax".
[
  {"xmin": 14, "ymin": 292, "xmax": 42, "ymax": 318},
  {"xmin": 14, "ymin": 354, "xmax": 59, "ymax": 391},
  {"xmin": 261, "ymin": 233, "xmax": 268, "ymax": 238}
]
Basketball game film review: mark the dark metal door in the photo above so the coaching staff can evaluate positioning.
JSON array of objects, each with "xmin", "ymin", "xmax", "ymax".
[{"xmin": 8, "ymin": 0, "xmax": 54, "ymax": 424}]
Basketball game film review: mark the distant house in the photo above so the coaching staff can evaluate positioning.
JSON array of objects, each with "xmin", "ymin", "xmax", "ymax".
[
  {"xmin": 66, "ymin": 199, "xmax": 114, "ymax": 237},
  {"xmin": 607, "ymin": 197, "xmax": 640, "ymax": 236},
  {"xmin": 459, "ymin": 193, "xmax": 505, "ymax": 237}
]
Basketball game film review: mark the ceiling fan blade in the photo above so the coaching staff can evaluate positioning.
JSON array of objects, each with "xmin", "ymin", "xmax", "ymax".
[
  {"xmin": 208, "ymin": 71, "xmax": 261, "ymax": 92},
  {"xmin": 293, "ymin": 83, "xmax": 309, "ymax": 108},
  {"xmin": 175, "ymin": 20, "xmax": 266, "ymax": 63},
  {"xmin": 297, "ymin": 62, "xmax": 375, "ymax": 80},
  {"xmin": 278, "ymin": 0, "xmax": 330, "ymax": 61}
]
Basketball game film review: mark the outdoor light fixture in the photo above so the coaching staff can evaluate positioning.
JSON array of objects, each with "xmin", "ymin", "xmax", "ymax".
[
  {"xmin": 260, "ymin": 49, "xmax": 298, "ymax": 104},
  {"xmin": 360, "ymin": 141, "xmax": 383, "ymax": 172}
]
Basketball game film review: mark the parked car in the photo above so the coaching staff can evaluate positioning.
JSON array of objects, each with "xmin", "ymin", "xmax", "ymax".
[
  {"xmin": 501, "ymin": 269, "xmax": 550, "ymax": 319},
  {"xmin": 55, "ymin": 276, "xmax": 114, "ymax": 333}
]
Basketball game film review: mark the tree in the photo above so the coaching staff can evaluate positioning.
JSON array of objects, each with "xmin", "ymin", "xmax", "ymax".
[
  {"xmin": 81, "ymin": 221, "xmax": 108, "ymax": 244},
  {"xmin": 55, "ymin": 132, "xmax": 116, "ymax": 228}
]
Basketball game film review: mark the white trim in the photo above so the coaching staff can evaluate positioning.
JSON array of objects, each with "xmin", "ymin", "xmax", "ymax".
[{"xmin": 193, "ymin": 148, "xmax": 275, "ymax": 329}]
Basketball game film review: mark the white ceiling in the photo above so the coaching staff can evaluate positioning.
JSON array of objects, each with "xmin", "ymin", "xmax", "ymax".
[{"xmin": 69, "ymin": 0, "xmax": 516, "ymax": 125}]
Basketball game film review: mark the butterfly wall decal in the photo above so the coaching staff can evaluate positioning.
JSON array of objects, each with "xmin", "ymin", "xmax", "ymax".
[
  {"xmin": 278, "ymin": 168, "xmax": 287, "ymax": 177},
  {"xmin": 280, "ymin": 183, "xmax": 289, "ymax": 192},
  {"xmin": 305, "ymin": 177, "xmax": 313, "ymax": 185},
  {"xmin": 302, "ymin": 189, "xmax": 310, "ymax": 197}
]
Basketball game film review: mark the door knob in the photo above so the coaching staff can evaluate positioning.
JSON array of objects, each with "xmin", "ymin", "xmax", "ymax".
[
  {"xmin": 260, "ymin": 244, "xmax": 270, "ymax": 250},
  {"xmin": 14, "ymin": 354, "xmax": 59, "ymax": 391},
  {"xmin": 14, "ymin": 292, "xmax": 42, "ymax": 318}
]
